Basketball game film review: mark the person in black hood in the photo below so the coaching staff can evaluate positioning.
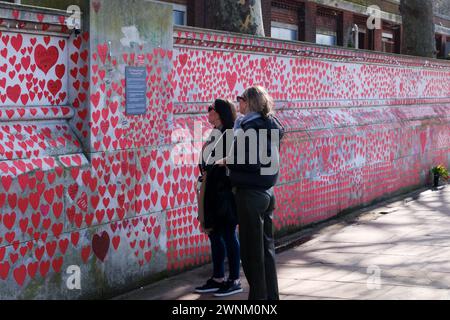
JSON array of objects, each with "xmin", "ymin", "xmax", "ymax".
[
  {"xmin": 194, "ymin": 99, "xmax": 243, "ymax": 297},
  {"xmin": 222, "ymin": 86, "xmax": 285, "ymax": 300}
]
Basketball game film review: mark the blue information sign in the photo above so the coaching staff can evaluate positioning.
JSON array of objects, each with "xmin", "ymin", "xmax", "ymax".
[{"xmin": 125, "ymin": 66, "xmax": 147, "ymax": 115}]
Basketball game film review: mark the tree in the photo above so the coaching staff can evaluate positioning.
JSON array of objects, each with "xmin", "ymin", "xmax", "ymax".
[
  {"xmin": 434, "ymin": 0, "xmax": 450, "ymax": 16},
  {"xmin": 399, "ymin": 0, "xmax": 436, "ymax": 58},
  {"xmin": 205, "ymin": 0, "xmax": 265, "ymax": 36}
]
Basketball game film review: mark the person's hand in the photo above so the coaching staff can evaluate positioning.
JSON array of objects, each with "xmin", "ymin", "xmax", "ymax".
[{"xmin": 198, "ymin": 217, "xmax": 212, "ymax": 235}]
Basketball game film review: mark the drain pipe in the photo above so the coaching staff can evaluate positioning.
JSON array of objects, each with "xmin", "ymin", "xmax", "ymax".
[{"xmin": 352, "ymin": 24, "xmax": 359, "ymax": 49}]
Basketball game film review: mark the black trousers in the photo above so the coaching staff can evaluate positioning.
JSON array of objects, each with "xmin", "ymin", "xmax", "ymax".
[{"xmin": 234, "ymin": 187, "xmax": 279, "ymax": 300}]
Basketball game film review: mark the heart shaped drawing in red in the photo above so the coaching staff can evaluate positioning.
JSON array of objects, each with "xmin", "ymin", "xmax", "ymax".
[
  {"xmin": 6, "ymin": 85, "xmax": 21, "ymax": 103},
  {"xmin": 92, "ymin": 231, "xmax": 110, "ymax": 262},
  {"xmin": 226, "ymin": 71, "xmax": 237, "ymax": 91},
  {"xmin": 11, "ymin": 34, "xmax": 23, "ymax": 52},
  {"xmin": 34, "ymin": 45, "xmax": 59, "ymax": 75},
  {"xmin": 47, "ymin": 80, "xmax": 62, "ymax": 97},
  {"xmin": 420, "ymin": 131, "xmax": 427, "ymax": 153}
]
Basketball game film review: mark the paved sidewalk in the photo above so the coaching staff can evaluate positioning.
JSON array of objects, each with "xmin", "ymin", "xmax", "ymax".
[{"xmin": 116, "ymin": 184, "xmax": 450, "ymax": 300}]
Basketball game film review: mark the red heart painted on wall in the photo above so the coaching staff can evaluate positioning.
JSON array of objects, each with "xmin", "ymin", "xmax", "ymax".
[
  {"xmin": 97, "ymin": 44, "xmax": 108, "ymax": 64},
  {"xmin": 3, "ymin": 212, "xmax": 16, "ymax": 230},
  {"xmin": 11, "ymin": 34, "xmax": 23, "ymax": 52},
  {"xmin": 71, "ymin": 232, "xmax": 80, "ymax": 247},
  {"xmin": 55, "ymin": 64, "xmax": 65, "ymax": 79},
  {"xmin": 112, "ymin": 236, "xmax": 120, "ymax": 250},
  {"xmin": 92, "ymin": 231, "xmax": 110, "ymax": 262},
  {"xmin": 13, "ymin": 264, "xmax": 26, "ymax": 286},
  {"xmin": 1, "ymin": 34, "xmax": 10, "ymax": 46},
  {"xmin": 91, "ymin": 92, "xmax": 100, "ymax": 108},
  {"xmin": 38, "ymin": 260, "xmax": 50, "ymax": 278},
  {"xmin": 47, "ymin": 80, "xmax": 62, "ymax": 97},
  {"xmin": 420, "ymin": 131, "xmax": 427, "ymax": 153},
  {"xmin": 27, "ymin": 262, "xmax": 38, "ymax": 279},
  {"xmin": 6, "ymin": 85, "xmax": 21, "ymax": 103},
  {"xmin": 93, "ymin": 1, "xmax": 101, "ymax": 13},
  {"xmin": 71, "ymin": 52, "xmax": 79, "ymax": 64},
  {"xmin": 73, "ymin": 37, "xmax": 82, "ymax": 50},
  {"xmin": 52, "ymin": 257, "xmax": 63, "ymax": 273},
  {"xmin": 34, "ymin": 45, "xmax": 59, "ymax": 75},
  {"xmin": 81, "ymin": 246, "xmax": 91, "ymax": 263},
  {"xmin": 21, "ymin": 56, "xmax": 31, "ymax": 71},
  {"xmin": 58, "ymin": 40, "xmax": 66, "ymax": 51}
]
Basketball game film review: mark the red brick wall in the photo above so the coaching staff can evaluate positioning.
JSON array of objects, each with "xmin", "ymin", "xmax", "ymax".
[
  {"xmin": 166, "ymin": 0, "xmax": 447, "ymax": 57},
  {"xmin": 301, "ymin": 1, "xmax": 317, "ymax": 43},
  {"xmin": 262, "ymin": 0, "xmax": 272, "ymax": 37},
  {"xmin": 316, "ymin": 7, "xmax": 338, "ymax": 33},
  {"xmin": 173, "ymin": 26, "xmax": 450, "ymax": 236},
  {"xmin": 272, "ymin": 5, "xmax": 299, "ymax": 25},
  {"xmin": 187, "ymin": 0, "xmax": 205, "ymax": 28}
]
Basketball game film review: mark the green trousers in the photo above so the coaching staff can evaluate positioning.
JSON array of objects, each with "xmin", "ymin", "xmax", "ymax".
[{"xmin": 234, "ymin": 187, "xmax": 279, "ymax": 300}]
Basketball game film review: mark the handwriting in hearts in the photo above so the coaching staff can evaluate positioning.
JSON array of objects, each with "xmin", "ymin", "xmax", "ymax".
[{"xmin": 34, "ymin": 45, "xmax": 59, "ymax": 74}]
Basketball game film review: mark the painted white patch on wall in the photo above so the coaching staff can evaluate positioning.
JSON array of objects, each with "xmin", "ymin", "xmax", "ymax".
[
  {"xmin": 159, "ymin": 231, "xmax": 168, "ymax": 253},
  {"xmin": 0, "ymin": 32, "xmax": 68, "ymax": 106},
  {"xmin": 120, "ymin": 26, "xmax": 146, "ymax": 48}
]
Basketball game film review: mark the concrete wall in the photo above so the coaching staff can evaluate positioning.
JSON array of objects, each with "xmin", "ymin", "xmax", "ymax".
[
  {"xmin": 172, "ymin": 27, "xmax": 450, "ymax": 235},
  {"xmin": 0, "ymin": 0, "xmax": 449, "ymax": 299}
]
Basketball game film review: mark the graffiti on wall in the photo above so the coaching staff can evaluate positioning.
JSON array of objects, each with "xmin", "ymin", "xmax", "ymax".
[
  {"xmin": 0, "ymin": 32, "xmax": 68, "ymax": 106},
  {"xmin": 170, "ymin": 29, "xmax": 450, "ymax": 231},
  {"xmin": 0, "ymin": 7, "xmax": 449, "ymax": 298}
]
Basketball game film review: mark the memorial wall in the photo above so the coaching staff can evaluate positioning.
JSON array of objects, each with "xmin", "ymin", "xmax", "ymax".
[{"xmin": 0, "ymin": 0, "xmax": 448, "ymax": 299}]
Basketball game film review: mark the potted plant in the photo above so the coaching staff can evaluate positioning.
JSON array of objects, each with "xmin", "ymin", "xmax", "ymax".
[{"xmin": 431, "ymin": 165, "xmax": 449, "ymax": 188}]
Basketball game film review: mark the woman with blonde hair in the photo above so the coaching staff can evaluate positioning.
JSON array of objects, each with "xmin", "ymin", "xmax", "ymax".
[{"xmin": 225, "ymin": 86, "xmax": 285, "ymax": 300}]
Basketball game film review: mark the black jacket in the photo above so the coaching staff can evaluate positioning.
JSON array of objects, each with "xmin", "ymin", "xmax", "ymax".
[
  {"xmin": 227, "ymin": 114, "xmax": 285, "ymax": 190},
  {"xmin": 200, "ymin": 128, "xmax": 238, "ymax": 229}
]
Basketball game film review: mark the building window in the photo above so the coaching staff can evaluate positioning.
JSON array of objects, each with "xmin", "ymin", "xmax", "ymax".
[
  {"xmin": 316, "ymin": 7, "xmax": 338, "ymax": 46},
  {"xmin": 356, "ymin": 27, "xmax": 367, "ymax": 49},
  {"xmin": 353, "ymin": 15, "xmax": 369, "ymax": 49},
  {"xmin": 382, "ymin": 30, "xmax": 394, "ymax": 53},
  {"xmin": 172, "ymin": 4, "xmax": 187, "ymax": 26},
  {"xmin": 446, "ymin": 41, "xmax": 450, "ymax": 59},
  {"xmin": 316, "ymin": 33, "xmax": 337, "ymax": 46},
  {"xmin": 436, "ymin": 35, "xmax": 443, "ymax": 57},
  {"xmin": 271, "ymin": 22, "xmax": 298, "ymax": 41}
]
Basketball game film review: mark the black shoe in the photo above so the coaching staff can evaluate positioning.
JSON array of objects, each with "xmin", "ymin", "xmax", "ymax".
[
  {"xmin": 195, "ymin": 278, "xmax": 223, "ymax": 293},
  {"xmin": 213, "ymin": 280, "xmax": 243, "ymax": 297}
]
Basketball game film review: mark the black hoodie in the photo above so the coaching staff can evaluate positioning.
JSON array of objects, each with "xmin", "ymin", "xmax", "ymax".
[{"xmin": 227, "ymin": 114, "xmax": 285, "ymax": 190}]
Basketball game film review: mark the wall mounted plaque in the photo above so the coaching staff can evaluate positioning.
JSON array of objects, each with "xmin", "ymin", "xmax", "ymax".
[{"xmin": 125, "ymin": 66, "xmax": 147, "ymax": 115}]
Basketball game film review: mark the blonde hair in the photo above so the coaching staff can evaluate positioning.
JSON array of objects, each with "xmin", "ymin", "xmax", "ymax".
[{"xmin": 242, "ymin": 86, "xmax": 274, "ymax": 118}]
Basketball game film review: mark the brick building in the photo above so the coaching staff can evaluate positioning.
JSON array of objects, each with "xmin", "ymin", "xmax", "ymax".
[{"xmin": 163, "ymin": 0, "xmax": 450, "ymax": 59}]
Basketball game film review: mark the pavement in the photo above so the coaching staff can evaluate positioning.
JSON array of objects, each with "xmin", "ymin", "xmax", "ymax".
[{"xmin": 115, "ymin": 183, "xmax": 450, "ymax": 300}]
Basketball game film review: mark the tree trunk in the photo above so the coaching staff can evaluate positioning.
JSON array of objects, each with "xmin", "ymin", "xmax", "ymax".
[
  {"xmin": 204, "ymin": 0, "xmax": 265, "ymax": 37},
  {"xmin": 400, "ymin": 0, "xmax": 436, "ymax": 58},
  {"xmin": 434, "ymin": 0, "xmax": 450, "ymax": 16}
]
